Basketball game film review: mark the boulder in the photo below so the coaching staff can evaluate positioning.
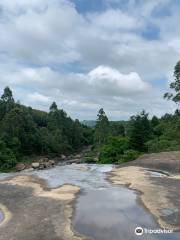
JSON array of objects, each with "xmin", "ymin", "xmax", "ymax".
[
  {"xmin": 61, "ymin": 154, "xmax": 66, "ymax": 160},
  {"xmin": 74, "ymin": 154, "xmax": 82, "ymax": 159},
  {"xmin": 32, "ymin": 162, "xmax": 40, "ymax": 169},
  {"xmin": 49, "ymin": 160, "xmax": 55, "ymax": 166},
  {"xmin": 15, "ymin": 163, "xmax": 26, "ymax": 171}
]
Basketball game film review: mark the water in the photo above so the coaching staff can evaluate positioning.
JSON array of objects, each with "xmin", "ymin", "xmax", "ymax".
[
  {"xmin": 0, "ymin": 164, "xmax": 179, "ymax": 239},
  {"xmin": 73, "ymin": 187, "xmax": 180, "ymax": 240},
  {"xmin": 160, "ymin": 208, "xmax": 175, "ymax": 216},
  {"xmin": 32, "ymin": 164, "xmax": 114, "ymax": 189},
  {"xmin": 146, "ymin": 169, "xmax": 169, "ymax": 178},
  {"xmin": 0, "ymin": 210, "xmax": 4, "ymax": 224}
]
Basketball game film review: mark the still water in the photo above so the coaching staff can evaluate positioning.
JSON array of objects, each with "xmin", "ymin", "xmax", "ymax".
[
  {"xmin": 0, "ymin": 164, "xmax": 179, "ymax": 239},
  {"xmin": 0, "ymin": 210, "xmax": 4, "ymax": 224}
]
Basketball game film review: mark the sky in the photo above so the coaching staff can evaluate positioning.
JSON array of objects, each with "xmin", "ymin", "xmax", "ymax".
[{"xmin": 0, "ymin": 0, "xmax": 179, "ymax": 120}]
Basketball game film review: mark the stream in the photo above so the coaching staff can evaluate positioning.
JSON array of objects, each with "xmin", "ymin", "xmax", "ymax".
[{"xmin": 0, "ymin": 164, "xmax": 179, "ymax": 239}]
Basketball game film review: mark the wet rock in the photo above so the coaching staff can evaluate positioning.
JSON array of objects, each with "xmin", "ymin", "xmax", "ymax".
[
  {"xmin": 23, "ymin": 168, "xmax": 33, "ymax": 172},
  {"xmin": 32, "ymin": 162, "xmax": 40, "ymax": 169},
  {"xmin": 15, "ymin": 163, "xmax": 26, "ymax": 171},
  {"xmin": 74, "ymin": 154, "xmax": 82, "ymax": 159}
]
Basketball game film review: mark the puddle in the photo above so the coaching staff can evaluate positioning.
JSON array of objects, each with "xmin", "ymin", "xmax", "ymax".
[
  {"xmin": 146, "ymin": 169, "xmax": 169, "ymax": 178},
  {"xmin": 0, "ymin": 210, "xmax": 4, "ymax": 223},
  {"xmin": 160, "ymin": 208, "xmax": 175, "ymax": 216},
  {"xmin": 73, "ymin": 187, "xmax": 180, "ymax": 240},
  {"xmin": 0, "ymin": 164, "xmax": 179, "ymax": 239}
]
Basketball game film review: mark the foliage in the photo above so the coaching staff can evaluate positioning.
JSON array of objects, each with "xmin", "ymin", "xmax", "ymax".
[
  {"xmin": 0, "ymin": 87, "xmax": 93, "ymax": 170},
  {"xmin": 164, "ymin": 60, "xmax": 180, "ymax": 103},
  {"xmin": 0, "ymin": 140, "xmax": 17, "ymax": 171},
  {"xmin": 98, "ymin": 137, "xmax": 131, "ymax": 164},
  {"xmin": 118, "ymin": 150, "xmax": 139, "ymax": 163},
  {"xmin": 128, "ymin": 110, "xmax": 152, "ymax": 152},
  {"xmin": 110, "ymin": 122, "xmax": 125, "ymax": 137},
  {"xmin": 94, "ymin": 108, "xmax": 110, "ymax": 145},
  {"xmin": 146, "ymin": 138, "xmax": 179, "ymax": 152}
]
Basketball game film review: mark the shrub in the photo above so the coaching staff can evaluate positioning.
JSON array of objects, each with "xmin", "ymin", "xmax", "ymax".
[
  {"xmin": 0, "ymin": 140, "xmax": 17, "ymax": 170},
  {"xmin": 98, "ymin": 137, "xmax": 130, "ymax": 164},
  {"xmin": 146, "ymin": 138, "xmax": 180, "ymax": 152},
  {"xmin": 118, "ymin": 150, "xmax": 139, "ymax": 163}
]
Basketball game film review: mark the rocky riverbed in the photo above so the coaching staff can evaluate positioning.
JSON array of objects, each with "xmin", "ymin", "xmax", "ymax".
[{"xmin": 0, "ymin": 152, "xmax": 179, "ymax": 240}]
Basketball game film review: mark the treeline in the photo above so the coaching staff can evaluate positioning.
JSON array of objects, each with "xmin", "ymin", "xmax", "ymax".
[
  {"xmin": 0, "ymin": 87, "xmax": 93, "ymax": 170},
  {"xmin": 90, "ymin": 60, "xmax": 180, "ymax": 164},
  {"xmin": 1, "ymin": 61, "xmax": 180, "ymax": 169},
  {"xmin": 90, "ymin": 108, "xmax": 180, "ymax": 164}
]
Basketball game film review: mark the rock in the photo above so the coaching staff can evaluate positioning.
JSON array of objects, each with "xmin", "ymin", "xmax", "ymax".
[
  {"xmin": 61, "ymin": 154, "xmax": 66, "ymax": 160},
  {"xmin": 32, "ymin": 162, "xmax": 40, "ymax": 169},
  {"xmin": 15, "ymin": 163, "xmax": 26, "ymax": 171},
  {"xmin": 39, "ymin": 158, "xmax": 44, "ymax": 163},
  {"xmin": 23, "ymin": 168, "xmax": 33, "ymax": 172},
  {"xmin": 74, "ymin": 154, "xmax": 82, "ymax": 159},
  {"xmin": 39, "ymin": 163, "xmax": 45, "ymax": 170},
  {"xmin": 49, "ymin": 160, "xmax": 55, "ymax": 166}
]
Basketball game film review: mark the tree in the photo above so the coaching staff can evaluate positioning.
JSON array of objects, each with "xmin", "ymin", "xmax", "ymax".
[
  {"xmin": 94, "ymin": 108, "xmax": 110, "ymax": 145},
  {"xmin": 50, "ymin": 102, "xmax": 58, "ymax": 112},
  {"xmin": 110, "ymin": 122, "xmax": 125, "ymax": 137},
  {"xmin": 129, "ymin": 110, "xmax": 151, "ymax": 152},
  {"xmin": 0, "ymin": 140, "xmax": 17, "ymax": 170},
  {"xmin": 164, "ymin": 61, "xmax": 180, "ymax": 103},
  {"xmin": 1, "ymin": 87, "xmax": 14, "ymax": 102}
]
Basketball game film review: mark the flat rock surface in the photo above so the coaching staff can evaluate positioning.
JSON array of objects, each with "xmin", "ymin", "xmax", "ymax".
[
  {"xmin": 124, "ymin": 151, "xmax": 180, "ymax": 173},
  {"xmin": 0, "ymin": 176, "xmax": 83, "ymax": 240}
]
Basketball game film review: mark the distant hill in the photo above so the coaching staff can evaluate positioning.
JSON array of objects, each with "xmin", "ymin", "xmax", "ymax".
[
  {"xmin": 82, "ymin": 120, "xmax": 129, "ymax": 128},
  {"xmin": 82, "ymin": 120, "xmax": 96, "ymax": 128}
]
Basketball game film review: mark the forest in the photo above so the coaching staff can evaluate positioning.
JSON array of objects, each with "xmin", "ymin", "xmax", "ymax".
[{"xmin": 0, "ymin": 61, "xmax": 180, "ymax": 170}]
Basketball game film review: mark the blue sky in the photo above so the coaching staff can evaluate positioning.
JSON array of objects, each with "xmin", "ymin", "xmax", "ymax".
[{"xmin": 0, "ymin": 0, "xmax": 179, "ymax": 120}]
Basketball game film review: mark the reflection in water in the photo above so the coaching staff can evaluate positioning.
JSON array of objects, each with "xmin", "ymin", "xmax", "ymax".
[
  {"xmin": 0, "ymin": 164, "xmax": 179, "ymax": 239},
  {"xmin": 146, "ymin": 169, "xmax": 169, "ymax": 178},
  {"xmin": 73, "ymin": 188, "xmax": 180, "ymax": 240},
  {"xmin": 0, "ymin": 210, "xmax": 4, "ymax": 223}
]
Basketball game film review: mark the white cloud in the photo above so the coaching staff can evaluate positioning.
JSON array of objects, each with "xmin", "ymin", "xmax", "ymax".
[
  {"xmin": 1, "ymin": 64, "xmax": 175, "ymax": 120},
  {"xmin": 27, "ymin": 92, "xmax": 51, "ymax": 104},
  {"xmin": 88, "ymin": 66, "xmax": 149, "ymax": 95},
  {"xmin": 0, "ymin": 0, "xmax": 179, "ymax": 119}
]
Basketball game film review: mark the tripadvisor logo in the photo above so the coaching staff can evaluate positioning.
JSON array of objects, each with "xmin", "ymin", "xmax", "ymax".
[{"xmin": 135, "ymin": 227, "xmax": 144, "ymax": 236}]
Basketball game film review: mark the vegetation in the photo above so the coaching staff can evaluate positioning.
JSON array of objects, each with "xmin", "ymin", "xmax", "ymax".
[
  {"xmin": 164, "ymin": 60, "xmax": 180, "ymax": 103},
  {"xmin": 0, "ymin": 87, "xmax": 93, "ymax": 170},
  {"xmin": 92, "ymin": 61, "xmax": 180, "ymax": 163},
  {"xmin": 0, "ymin": 61, "xmax": 180, "ymax": 169}
]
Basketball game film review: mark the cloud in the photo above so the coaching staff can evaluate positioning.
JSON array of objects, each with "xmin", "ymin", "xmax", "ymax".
[
  {"xmin": 88, "ymin": 66, "xmax": 149, "ymax": 95},
  {"xmin": 0, "ymin": 0, "xmax": 179, "ymax": 119},
  {"xmin": 1, "ymin": 64, "xmax": 174, "ymax": 120},
  {"xmin": 87, "ymin": 9, "xmax": 140, "ymax": 30}
]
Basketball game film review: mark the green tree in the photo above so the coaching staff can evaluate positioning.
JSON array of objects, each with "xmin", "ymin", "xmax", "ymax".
[
  {"xmin": 1, "ymin": 87, "xmax": 14, "ymax": 103},
  {"xmin": 164, "ymin": 61, "xmax": 180, "ymax": 103},
  {"xmin": 129, "ymin": 110, "xmax": 151, "ymax": 152},
  {"xmin": 0, "ymin": 140, "xmax": 17, "ymax": 170},
  {"xmin": 94, "ymin": 108, "xmax": 110, "ymax": 145},
  {"xmin": 50, "ymin": 102, "xmax": 58, "ymax": 112}
]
